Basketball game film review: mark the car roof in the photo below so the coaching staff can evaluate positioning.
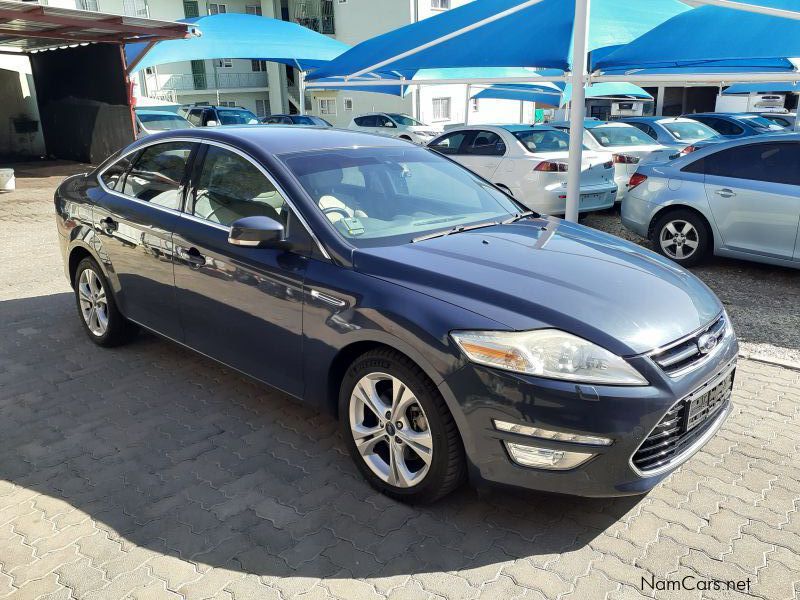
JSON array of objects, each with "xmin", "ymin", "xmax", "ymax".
[
  {"xmin": 493, "ymin": 124, "xmax": 558, "ymax": 132},
  {"xmin": 139, "ymin": 125, "xmax": 414, "ymax": 155}
]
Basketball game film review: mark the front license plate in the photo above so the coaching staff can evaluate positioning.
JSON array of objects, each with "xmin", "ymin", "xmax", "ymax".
[{"xmin": 685, "ymin": 372, "xmax": 734, "ymax": 432}]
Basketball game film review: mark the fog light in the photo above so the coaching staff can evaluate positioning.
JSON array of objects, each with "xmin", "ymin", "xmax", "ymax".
[
  {"xmin": 505, "ymin": 442, "xmax": 594, "ymax": 470},
  {"xmin": 494, "ymin": 420, "xmax": 612, "ymax": 446}
]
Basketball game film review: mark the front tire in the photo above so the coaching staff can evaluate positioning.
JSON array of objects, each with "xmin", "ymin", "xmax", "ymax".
[
  {"xmin": 651, "ymin": 209, "xmax": 710, "ymax": 267},
  {"xmin": 73, "ymin": 257, "xmax": 137, "ymax": 347},
  {"xmin": 339, "ymin": 349, "xmax": 466, "ymax": 503}
]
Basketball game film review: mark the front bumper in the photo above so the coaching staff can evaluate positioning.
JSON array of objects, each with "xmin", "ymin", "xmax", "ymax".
[{"xmin": 438, "ymin": 329, "xmax": 738, "ymax": 497}]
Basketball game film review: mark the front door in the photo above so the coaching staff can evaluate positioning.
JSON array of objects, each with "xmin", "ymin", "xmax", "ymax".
[
  {"xmin": 172, "ymin": 143, "xmax": 307, "ymax": 396},
  {"xmin": 700, "ymin": 141, "xmax": 800, "ymax": 259},
  {"xmin": 94, "ymin": 140, "xmax": 196, "ymax": 339},
  {"xmin": 456, "ymin": 130, "xmax": 507, "ymax": 180}
]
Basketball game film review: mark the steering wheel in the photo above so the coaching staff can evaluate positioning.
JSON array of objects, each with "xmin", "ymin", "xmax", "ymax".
[{"xmin": 322, "ymin": 206, "xmax": 352, "ymax": 219}]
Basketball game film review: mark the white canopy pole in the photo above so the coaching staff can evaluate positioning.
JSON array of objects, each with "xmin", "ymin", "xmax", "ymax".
[
  {"xmin": 298, "ymin": 70, "xmax": 307, "ymax": 115},
  {"xmin": 465, "ymin": 84, "xmax": 471, "ymax": 125},
  {"xmin": 306, "ymin": 74, "xmax": 568, "ymax": 88},
  {"xmin": 346, "ymin": 0, "xmax": 548, "ymax": 80},
  {"xmin": 565, "ymin": 0, "xmax": 591, "ymax": 223}
]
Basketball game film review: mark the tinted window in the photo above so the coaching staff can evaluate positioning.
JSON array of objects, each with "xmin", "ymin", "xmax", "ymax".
[
  {"xmin": 100, "ymin": 154, "xmax": 133, "ymax": 191},
  {"xmin": 738, "ymin": 115, "xmax": 785, "ymax": 132},
  {"xmin": 429, "ymin": 131, "xmax": 468, "ymax": 155},
  {"xmin": 354, "ymin": 115, "xmax": 377, "ymax": 127},
  {"xmin": 377, "ymin": 115, "xmax": 396, "ymax": 128},
  {"xmin": 699, "ymin": 117, "xmax": 744, "ymax": 136},
  {"xmin": 121, "ymin": 142, "xmax": 195, "ymax": 209},
  {"xmin": 216, "ymin": 108, "xmax": 258, "ymax": 125},
  {"xmin": 686, "ymin": 142, "xmax": 800, "ymax": 185},
  {"xmin": 464, "ymin": 131, "xmax": 506, "ymax": 156},
  {"xmin": 187, "ymin": 109, "xmax": 204, "ymax": 126},
  {"xmin": 628, "ymin": 122, "xmax": 658, "ymax": 139},
  {"xmin": 764, "ymin": 115, "xmax": 791, "ymax": 128},
  {"xmin": 190, "ymin": 145, "xmax": 287, "ymax": 226}
]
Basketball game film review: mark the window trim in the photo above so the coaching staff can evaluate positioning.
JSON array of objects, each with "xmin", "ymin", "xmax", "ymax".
[
  {"xmin": 431, "ymin": 97, "xmax": 451, "ymax": 122},
  {"xmin": 343, "ymin": 97, "xmax": 354, "ymax": 112},
  {"xmin": 318, "ymin": 98, "xmax": 337, "ymax": 116},
  {"xmin": 96, "ymin": 136, "xmax": 330, "ymax": 259}
]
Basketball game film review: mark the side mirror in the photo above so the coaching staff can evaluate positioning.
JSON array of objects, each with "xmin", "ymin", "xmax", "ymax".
[
  {"xmin": 228, "ymin": 215, "xmax": 284, "ymax": 247},
  {"xmin": 206, "ymin": 120, "xmax": 219, "ymax": 127}
]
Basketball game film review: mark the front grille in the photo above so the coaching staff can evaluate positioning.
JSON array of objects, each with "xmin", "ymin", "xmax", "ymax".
[
  {"xmin": 632, "ymin": 368, "xmax": 734, "ymax": 473},
  {"xmin": 650, "ymin": 314, "xmax": 727, "ymax": 376}
]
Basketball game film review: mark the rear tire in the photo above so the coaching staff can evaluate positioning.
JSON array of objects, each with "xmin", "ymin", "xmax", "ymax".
[
  {"xmin": 339, "ymin": 348, "xmax": 466, "ymax": 503},
  {"xmin": 651, "ymin": 209, "xmax": 711, "ymax": 267},
  {"xmin": 73, "ymin": 257, "xmax": 138, "ymax": 347}
]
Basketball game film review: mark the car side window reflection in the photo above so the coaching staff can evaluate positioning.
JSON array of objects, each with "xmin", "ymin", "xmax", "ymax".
[
  {"xmin": 100, "ymin": 154, "xmax": 133, "ymax": 191},
  {"xmin": 429, "ymin": 132, "xmax": 467, "ymax": 155},
  {"xmin": 120, "ymin": 141, "xmax": 195, "ymax": 209},
  {"xmin": 190, "ymin": 146, "xmax": 288, "ymax": 227},
  {"xmin": 465, "ymin": 131, "xmax": 506, "ymax": 156}
]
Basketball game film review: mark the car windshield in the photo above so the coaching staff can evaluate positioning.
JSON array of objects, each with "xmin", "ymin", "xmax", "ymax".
[
  {"xmin": 281, "ymin": 146, "xmax": 521, "ymax": 248},
  {"xmin": 588, "ymin": 126, "xmax": 657, "ymax": 147},
  {"xmin": 662, "ymin": 121, "xmax": 720, "ymax": 141},
  {"xmin": 386, "ymin": 113, "xmax": 425, "ymax": 126},
  {"xmin": 513, "ymin": 129, "xmax": 571, "ymax": 152},
  {"xmin": 739, "ymin": 115, "xmax": 786, "ymax": 131},
  {"xmin": 137, "ymin": 113, "xmax": 191, "ymax": 131},
  {"xmin": 217, "ymin": 109, "xmax": 259, "ymax": 125}
]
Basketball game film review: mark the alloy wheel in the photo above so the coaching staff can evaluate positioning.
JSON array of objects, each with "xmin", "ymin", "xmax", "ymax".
[
  {"xmin": 78, "ymin": 268, "xmax": 109, "ymax": 337},
  {"xmin": 659, "ymin": 219, "xmax": 700, "ymax": 260},
  {"xmin": 348, "ymin": 372, "xmax": 433, "ymax": 488}
]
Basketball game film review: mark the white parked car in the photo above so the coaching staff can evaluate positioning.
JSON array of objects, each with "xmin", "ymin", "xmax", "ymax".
[
  {"xmin": 550, "ymin": 120, "xmax": 676, "ymax": 202},
  {"xmin": 348, "ymin": 112, "xmax": 442, "ymax": 144},
  {"xmin": 428, "ymin": 125, "xmax": 617, "ymax": 215}
]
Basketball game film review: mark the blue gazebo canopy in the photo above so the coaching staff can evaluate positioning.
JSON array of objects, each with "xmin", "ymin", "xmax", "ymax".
[
  {"xmin": 594, "ymin": 1, "xmax": 800, "ymax": 74},
  {"xmin": 308, "ymin": 0, "xmax": 690, "ymax": 81},
  {"xmin": 126, "ymin": 13, "xmax": 349, "ymax": 74},
  {"xmin": 473, "ymin": 81, "xmax": 652, "ymax": 106},
  {"xmin": 723, "ymin": 81, "xmax": 800, "ymax": 94}
]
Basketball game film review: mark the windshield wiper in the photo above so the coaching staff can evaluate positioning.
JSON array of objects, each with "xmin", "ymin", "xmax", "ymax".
[
  {"xmin": 502, "ymin": 210, "xmax": 536, "ymax": 225},
  {"xmin": 412, "ymin": 220, "xmax": 501, "ymax": 243}
]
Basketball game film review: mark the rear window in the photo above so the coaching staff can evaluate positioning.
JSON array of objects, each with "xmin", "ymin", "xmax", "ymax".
[
  {"xmin": 137, "ymin": 113, "xmax": 191, "ymax": 131},
  {"xmin": 739, "ymin": 115, "xmax": 785, "ymax": 131},
  {"xmin": 662, "ymin": 121, "xmax": 719, "ymax": 141},
  {"xmin": 513, "ymin": 129, "xmax": 570, "ymax": 152},
  {"xmin": 217, "ymin": 109, "xmax": 258, "ymax": 125},
  {"xmin": 588, "ymin": 126, "xmax": 657, "ymax": 147}
]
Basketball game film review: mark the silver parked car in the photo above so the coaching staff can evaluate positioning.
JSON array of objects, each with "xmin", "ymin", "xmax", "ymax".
[{"xmin": 622, "ymin": 134, "xmax": 800, "ymax": 269}]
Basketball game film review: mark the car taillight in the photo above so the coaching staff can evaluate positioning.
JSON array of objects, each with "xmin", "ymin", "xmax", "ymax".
[
  {"xmin": 628, "ymin": 173, "xmax": 647, "ymax": 190},
  {"xmin": 613, "ymin": 154, "xmax": 640, "ymax": 164},
  {"xmin": 534, "ymin": 161, "xmax": 568, "ymax": 172},
  {"xmin": 680, "ymin": 145, "xmax": 699, "ymax": 156}
]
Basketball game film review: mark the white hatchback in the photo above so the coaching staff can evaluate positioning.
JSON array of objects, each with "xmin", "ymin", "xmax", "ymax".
[
  {"xmin": 349, "ymin": 113, "xmax": 442, "ymax": 145},
  {"xmin": 550, "ymin": 120, "xmax": 676, "ymax": 202},
  {"xmin": 428, "ymin": 125, "xmax": 617, "ymax": 215}
]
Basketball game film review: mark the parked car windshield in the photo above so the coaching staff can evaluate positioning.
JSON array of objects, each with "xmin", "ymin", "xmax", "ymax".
[
  {"xmin": 217, "ymin": 109, "xmax": 259, "ymax": 125},
  {"xmin": 137, "ymin": 113, "xmax": 192, "ymax": 131},
  {"xmin": 662, "ymin": 121, "xmax": 720, "ymax": 141},
  {"xmin": 739, "ymin": 115, "xmax": 785, "ymax": 131},
  {"xmin": 588, "ymin": 126, "xmax": 657, "ymax": 147},
  {"xmin": 513, "ymin": 128, "xmax": 571, "ymax": 152},
  {"xmin": 386, "ymin": 113, "xmax": 425, "ymax": 126},
  {"xmin": 281, "ymin": 146, "xmax": 522, "ymax": 248}
]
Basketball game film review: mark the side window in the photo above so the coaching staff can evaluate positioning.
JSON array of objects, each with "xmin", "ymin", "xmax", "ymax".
[
  {"xmin": 378, "ymin": 116, "xmax": 396, "ymax": 128},
  {"xmin": 628, "ymin": 122, "xmax": 656, "ymax": 139},
  {"xmin": 354, "ymin": 115, "xmax": 376, "ymax": 127},
  {"xmin": 464, "ymin": 131, "xmax": 506, "ymax": 156},
  {"xmin": 429, "ymin": 132, "xmax": 468, "ymax": 155},
  {"xmin": 190, "ymin": 145, "xmax": 288, "ymax": 227},
  {"xmin": 700, "ymin": 142, "xmax": 800, "ymax": 185},
  {"xmin": 187, "ymin": 109, "xmax": 204, "ymax": 126},
  {"xmin": 706, "ymin": 117, "xmax": 743, "ymax": 136},
  {"xmin": 121, "ymin": 142, "xmax": 195, "ymax": 209},
  {"xmin": 100, "ymin": 153, "xmax": 134, "ymax": 191}
]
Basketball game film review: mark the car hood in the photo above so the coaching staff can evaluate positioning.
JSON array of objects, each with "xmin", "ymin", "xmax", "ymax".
[{"xmin": 353, "ymin": 217, "xmax": 722, "ymax": 356}]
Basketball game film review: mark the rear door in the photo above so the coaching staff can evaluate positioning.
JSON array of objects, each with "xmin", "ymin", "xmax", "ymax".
[
  {"xmin": 172, "ymin": 142, "xmax": 308, "ymax": 396},
  {"xmin": 695, "ymin": 141, "xmax": 800, "ymax": 259},
  {"xmin": 457, "ymin": 130, "xmax": 507, "ymax": 180},
  {"xmin": 94, "ymin": 140, "xmax": 196, "ymax": 339}
]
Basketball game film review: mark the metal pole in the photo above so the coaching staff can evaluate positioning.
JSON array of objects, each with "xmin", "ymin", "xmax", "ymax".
[
  {"xmin": 565, "ymin": 0, "xmax": 591, "ymax": 223},
  {"xmin": 794, "ymin": 93, "xmax": 800, "ymax": 131},
  {"xmin": 298, "ymin": 70, "xmax": 306, "ymax": 115},
  {"xmin": 465, "ymin": 84, "xmax": 471, "ymax": 125},
  {"xmin": 519, "ymin": 99, "xmax": 524, "ymax": 123},
  {"xmin": 532, "ymin": 101, "xmax": 537, "ymax": 123}
]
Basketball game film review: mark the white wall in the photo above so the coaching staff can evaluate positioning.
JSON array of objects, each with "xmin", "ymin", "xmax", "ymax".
[{"xmin": 0, "ymin": 55, "xmax": 46, "ymax": 158}]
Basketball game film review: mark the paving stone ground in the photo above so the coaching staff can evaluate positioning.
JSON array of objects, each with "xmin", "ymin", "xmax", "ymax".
[{"xmin": 1, "ymin": 161, "xmax": 799, "ymax": 600}]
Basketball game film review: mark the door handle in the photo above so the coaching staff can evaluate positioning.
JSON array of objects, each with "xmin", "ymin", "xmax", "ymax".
[
  {"xmin": 714, "ymin": 188, "xmax": 736, "ymax": 198},
  {"xmin": 177, "ymin": 246, "xmax": 206, "ymax": 267},
  {"xmin": 99, "ymin": 216, "xmax": 117, "ymax": 233}
]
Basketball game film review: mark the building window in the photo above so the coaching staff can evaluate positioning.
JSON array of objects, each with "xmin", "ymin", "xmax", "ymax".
[
  {"xmin": 183, "ymin": 0, "xmax": 199, "ymax": 17},
  {"xmin": 471, "ymin": 98, "xmax": 479, "ymax": 112},
  {"xmin": 255, "ymin": 98, "xmax": 269, "ymax": 117},
  {"xmin": 208, "ymin": 2, "xmax": 226, "ymax": 14},
  {"xmin": 319, "ymin": 98, "xmax": 336, "ymax": 115},
  {"xmin": 432, "ymin": 97, "xmax": 451, "ymax": 121},
  {"xmin": 122, "ymin": 0, "xmax": 149, "ymax": 17},
  {"xmin": 431, "ymin": 0, "xmax": 450, "ymax": 9},
  {"xmin": 216, "ymin": 58, "xmax": 233, "ymax": 68},
  {"xmin": 251, "ymin": 60, "xmax": 268, "ymax": 72},
  {"xmin": 343, "ymin": 97, "xmax": 354, "ymax": 112},
  {"xmin": 245, "ymin": 4, "xmax": 261, "ymax": 15},
  {"xmin": 219, "ymin": 100, "xmax": 237, "ymax": 107},
  {"xmin": 76, "ymin": 0, "xmax": 99, "ymax": 11}
]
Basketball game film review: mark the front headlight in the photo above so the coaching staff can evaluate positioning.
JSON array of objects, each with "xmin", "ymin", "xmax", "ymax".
[{"xmin": 451, "ymin": 329, "xmax": 648, "ymax": 386}]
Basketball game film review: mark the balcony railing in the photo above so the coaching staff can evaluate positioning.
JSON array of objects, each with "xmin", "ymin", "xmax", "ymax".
[
  {"xmin": 292, "ymin": 0, "xmax": 334, "ymax": 34},
  {"xmin": 148, "ymin": 71, "xmax": 269, "ymax": 92}
]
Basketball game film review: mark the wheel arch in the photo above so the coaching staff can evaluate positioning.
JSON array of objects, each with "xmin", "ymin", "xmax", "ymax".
[
  {"xmin": 648, "ymin": 203, "xmax": 714, "ymax": 246},
  {"xmin": 67, "ymin": 242, "xmax": 100, "ymax": 288}
]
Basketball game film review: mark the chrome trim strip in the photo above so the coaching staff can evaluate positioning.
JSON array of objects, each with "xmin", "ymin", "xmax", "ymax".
[
  {"xmin": 647, "ymin": 313, "xmax": 730, "ymax": 378},
  {"xmin": 309, "ymin": 289, "xmax": 347, "ymax": 307},
  {"xmin": 647, "ymin": 312, "xmax": 724, "ymax": 358},
  {"xmin": 95, "ymin": 135, "xmax": 331, "ymax": 260},
  {"xmin": 629, "ymin": 358, "xmax": 736, "ymax": 478}
]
